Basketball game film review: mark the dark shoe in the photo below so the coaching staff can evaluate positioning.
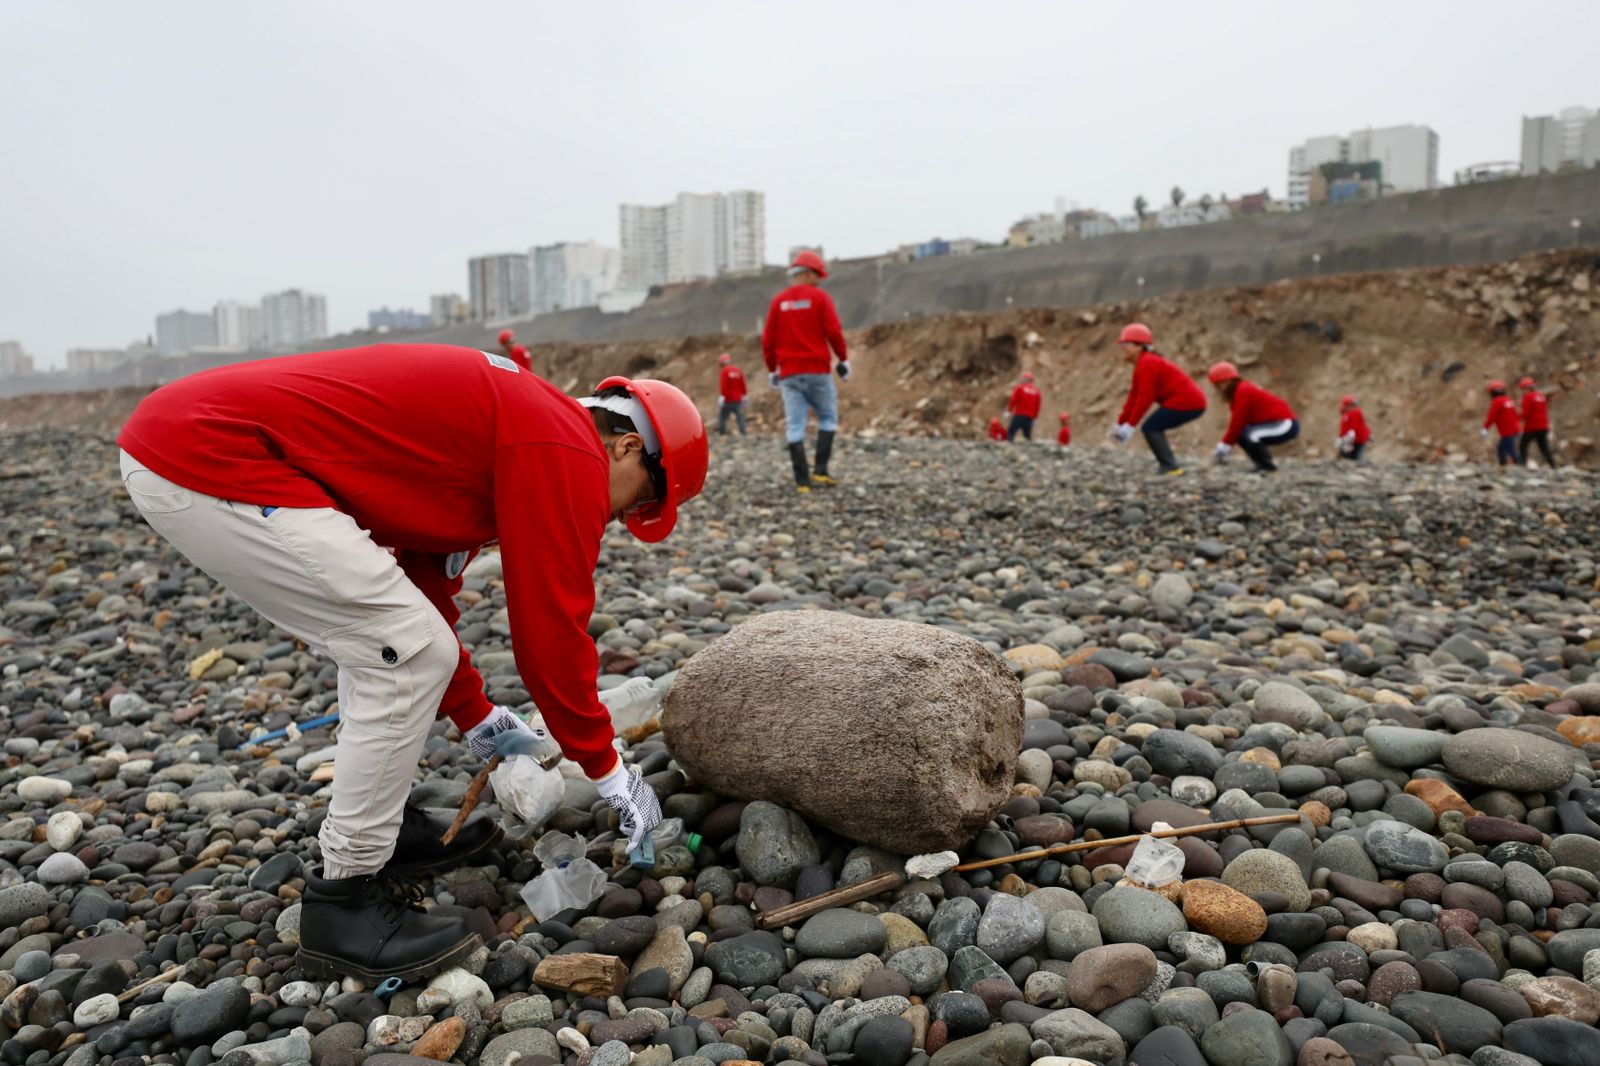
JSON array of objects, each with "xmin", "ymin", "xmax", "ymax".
[
  {"xmin": 788, "ymin": 442, "xmax": 810, "ymax": 487},
  {"xmin": 384, "ymin": 802, "xmax": 501, "ymax": 876},
  {"xmin": 296, "ymin": 867, "xmax": 482, "ymax": 983},
  {"xmin": 814, "ymin": 430, "xmax": 835, "ymax": 480}
]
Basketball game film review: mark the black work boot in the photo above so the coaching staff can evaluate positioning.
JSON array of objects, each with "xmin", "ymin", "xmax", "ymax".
[
  {"xmin": 1240, "ymin": 440, "xmax": 1277, "ymax": 472},
  {"xmin": 788, "ymin": 442, "xmax": 811, "ymax": 493},
  {"xmin": 383, "ymin": 801, "xmax": 502, "ymax": 877},
  {"xmin": 296, "ymin": 867, "xmax": 482, "ymax": 983},
  {"xmin": 812, "ymin": 431, "xmax": 837, "ymax": 486}
]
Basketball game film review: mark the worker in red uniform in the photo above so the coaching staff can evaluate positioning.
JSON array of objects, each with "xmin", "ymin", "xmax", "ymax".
[
  {"xmin": 1207, "ymin": 362, "xmax": 1299, "ymax": 472},
  {"xmin": 1336, "ymin": 395, "xmax": 1371, "ymax": 461},
  {"xmin": 497, "ymin": 328, "xmax": 515, "ymax": 352},
  {"xmin": 508, "ymin": 343, "xmax": 531, "ymax": 371},
  {"xmin": 1006, "ymin": 372, "xmax": 1042, "ymax": 441},
  {"xmin": 716, "ymin": 353, "xmax": 748, "ymax": 436},
  {"xmin": 762, "ymin": 250, "xmax": 849, "ymax": 492},
  {"xmin": 1057, "ymin": 412, "xmax": 1071, "ymax": 446},
  {"xmin": 1110, "ymin": 323, "xmax": 1207, "ymax": 474},
  {"xmin": 987, "ymin": 416, "xmax": 1006, "ymax": 442},
  {"xmin": 117, "ymin": 344, "xmax": 707, "ymax": 982},
  {"xmin": 1518, "ymin": 375, "xmax": 1555, "ymax": 467},
  {"xmin": 1481, "ymin": 380, "xmax": 1522, "ymax": 466}
]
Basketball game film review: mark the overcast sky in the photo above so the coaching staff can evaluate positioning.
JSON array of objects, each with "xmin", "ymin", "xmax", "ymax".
[{"xmin": 3, "ymin": 2, "xmax": 1597, "ymax": 368}]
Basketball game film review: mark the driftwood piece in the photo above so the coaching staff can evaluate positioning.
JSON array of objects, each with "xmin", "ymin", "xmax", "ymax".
[{"xmin": 441, "ymin": 755, "xmax": 501, "ymax": 846}]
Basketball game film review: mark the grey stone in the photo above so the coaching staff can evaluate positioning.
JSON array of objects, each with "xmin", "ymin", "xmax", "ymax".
[
  {"xmin": 1091, "ymin": 886, "xmax": 1186, "ymax": 951},
  {"xmin": 1441, "ymin": 729, "xmax": 1580, "ymax": 793}
]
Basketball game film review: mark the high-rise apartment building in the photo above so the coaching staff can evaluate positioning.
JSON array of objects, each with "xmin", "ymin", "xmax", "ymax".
[
  {"xmin": 530, "ymin": 241, "xmax": 620, "ymax": 313},
  {"xmin": 618, "ymin": 190, "xmax": 766, "ymax": 289},
  {"xmin": 262, "ymin": 289, "xmax": 329, "ymax": 349},
  {"xmin": 66, "ymin": 349, "xmax": 131, "ymax": 376},
  {"xmin": 468, "ymin": 254, "xmax": 531, "ymax": 322},
  {"xmin": 430, "ymin": 293, "xmax": 469, "ymax": 326},
  {"xmin": 214, "ymin": 301, "xmax": 265, "ymax": 352},
  {"xmin": 0, "ymin": 341, "xmax": 34, "ymax": 377},
  {"xmin": 367, "ymin": 308, "xmax": 432, "ymax": 331},
  {"xmin": 155, "ymin": 309, "xmax": 219, "ymax": 357},
  {"xmin": 1522, "ymin": 106, "xmax": 1600, "ymax": 175},
  {"xmin": 1288, "ymin": 125, "xmax": 1438, "ymax": 208}
]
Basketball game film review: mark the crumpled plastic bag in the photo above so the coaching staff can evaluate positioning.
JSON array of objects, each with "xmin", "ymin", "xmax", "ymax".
[
  {"xmin": 520, "ymin": 831, "xmax": 607, "ymax": 918},
  {"xmin": 488, "ymin": 756, "xmax": 564, "ymax": 839},
  {"xmin": 1125, "ymin": 820, "xmax": 1186, "ymax": 888}
]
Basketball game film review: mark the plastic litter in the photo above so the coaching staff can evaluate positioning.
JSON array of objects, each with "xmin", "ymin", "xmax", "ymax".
[
  {"xmin": 520, "ymin": 832, "xmax": 607, "ymax": 918},
  {"xmin": 488, "ymin": 756, "xmax": 564, "ymax": 838},
  {"xmin": 1126, "ymin": 820, "xmax": 1186, "ymax": 887},
  {"xmin": 598, "ymin": 677, "xmax": 664, "ymax": 736}
]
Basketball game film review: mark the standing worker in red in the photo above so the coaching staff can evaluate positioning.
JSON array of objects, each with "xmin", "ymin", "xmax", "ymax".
[
  {"xmin": 716, "ymin": 353, "xmax": 748, "ymax": 436},
  {"xmin": 117, "ymin": 344, "xmax": 707, "ymax": 982},
  {"xmin": 1481, "ymin": 381, "xmax": 1522, "ymax": 466},
  {"xmin": 1006, "ymin": 372, "xmax": 1042, "ymax": 441},
  {"xmin": 1109, "ymin": 323, "xmax": 1208, "ymax": 474},
  {"xmin": 1207, "ymin": 362, "xmax": 1299, "ymax": 472},
  {"xmin": 1518, "ymin": 376, "xmax": 1555, "ymax": 467},
  {"xmin": 1336, "ymin": 395, "xmax": 1371, "ymax": 461},
  {"xmin": 1057, "ymin": 412, "xmax": 1072, "ymax": 447},
  {"xmin": 762, "ymin": 250, "xmax": 849, "ymax": 493}
]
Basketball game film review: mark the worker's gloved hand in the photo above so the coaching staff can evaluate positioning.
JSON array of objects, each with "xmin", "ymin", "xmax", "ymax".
[
  {"xmin": 1212, "ymin": 442, "xmax": 1231, "ymax": 462},
  {"xmin": 768, "ymin": 371, "xmax": 781, "ymax": 389},
  {"xmin": 593, "ymin": 760, "xmax": 662, "ymax": 854},
  {"xmin": 466, "ymin": 706, "xmax": 547, "ymax": 763},
  {"xmin": 1480, "ymin": 428, "xmax": 1490, "ymax": 439},
  {"xmin": 1111, "ymin": 423, "xmax": 1135, "ymax": 443},
  {"xmin": 837, "ymin": 361, "xmax": 851, "ymax": 381}
]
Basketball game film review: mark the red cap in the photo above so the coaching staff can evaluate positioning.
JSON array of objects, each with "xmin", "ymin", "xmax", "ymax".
[
  {"xmin": 1487, "ymin": 380, "xmax": 1505, "ymax": 394},
  {"xmin": 1340, "ymin": 394, "xmax": 1356, "ymax": 408},
  {"xmin": 789, "ymin": 250, "xmax": 828, "ymax": 279},
  {"xmin": 1119, "ymin": 323, "xmax": 1154, "ymax": 346},
  {"xmin": 1517, "ymin": 376, "xmax": 1535, "ymax": 389},
  {"xmin": 1021, "ymin": 372, "xmax": 1034, "ymax": 383},
  {"xmin": 1059, "ymin": 412, "xmax": 1070, "ymax": 421},
  {"xmin": 498, "ymin": 329, "xmax": 514, "ymax": 346},
  {"xmin": 1207, "ymin": 361, "xmax": 1239, "ymax": 385},
  {"xmin": 718, "ymin": 353, "xmax": 732, "ymax": 365},
  {"xmin": 593, "ymin": 376, "xmax": 708, "ymax": 544}
]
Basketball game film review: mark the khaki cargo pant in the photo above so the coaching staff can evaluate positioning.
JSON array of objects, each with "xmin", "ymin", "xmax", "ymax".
[{"xmin": 120, "ymin": 450, "xmax": 458, "ymax": 879}]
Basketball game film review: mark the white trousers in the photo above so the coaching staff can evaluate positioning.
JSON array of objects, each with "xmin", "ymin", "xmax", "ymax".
[{"xmin": 119, "ymin": 451, "xmax": 458, "ymax": 878}]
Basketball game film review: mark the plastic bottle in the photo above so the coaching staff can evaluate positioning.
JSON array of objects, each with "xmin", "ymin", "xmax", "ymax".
[{"xmin": 598, "ymin": 677, "xmax": 664, "ymax": 736}]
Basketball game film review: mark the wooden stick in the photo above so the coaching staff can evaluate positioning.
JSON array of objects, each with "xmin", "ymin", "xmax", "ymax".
[
  {"xmin": 441, "ymin": 755, "xmax": 502, "ymax": 846},
  {"xmin": 117, "ymin": 965, "xmax": 184, "ymax": 1003},
  {"xmin": 953, "ymin": 812, "xmax": 1305, "ymax": 872},
  {"xmin": 755, "ymin": 872, "xmax": 904, "ymax": 930}
]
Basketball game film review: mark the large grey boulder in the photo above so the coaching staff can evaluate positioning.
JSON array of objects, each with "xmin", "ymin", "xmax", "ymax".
[{"xmin": 663, "ymin": 611, "xmax": 1025, "ymax": 854}]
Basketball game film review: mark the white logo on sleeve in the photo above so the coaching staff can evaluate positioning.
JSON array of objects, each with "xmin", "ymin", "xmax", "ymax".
[
  {"xmin": 482, "ymin": 351, "xmax": 519, "ymax": 372},
  {"xmin": 779, "ymin": 299, "xmax": 813, "ymax": 312}
]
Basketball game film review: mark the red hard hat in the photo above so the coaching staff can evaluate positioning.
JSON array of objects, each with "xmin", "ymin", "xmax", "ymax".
[
  {"xmin": 789, "ymin": 250, "xmax": 828, "ymax": 279},
  {"xmin": 1207, "ymin": 361, "xmax": 1239, "ymax": 385},
  {"xmin": 718, "ymin": 353, "xmax": 732, "ymax": 365},
  {"xmin": 1340, "ymin": 394, "xmax": 1356, "ymax": 408},
  {"xmin": 594, "ymin": 376, "xmax": 708, "ymax": 544},
  {"xmin": 498, "ymin": 329, "xmax": 514, "ymax": 346},
  {"xmin": 1021, "ymin": 371, "xmax": 1034, "ymax": 383},
  {"xmin": 1119, "ymin": 323, "xmax": 1154, "ymax": 346},
  {"xmin": 1517, "ymin": 376, "xmax": 1535, "ymax": 389},
  {"xmin": 1059, "ymin": 412, "xmax": 1070, "ymax": 422},
  {"xmin": 1487, "ymin": 380, "xmax": 1505, "ymax": 394}
]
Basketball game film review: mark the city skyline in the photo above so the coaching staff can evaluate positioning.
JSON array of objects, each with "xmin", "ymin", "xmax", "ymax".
[{"xmin": 3, "ymin": 2, "xmax": 1598, "ymax": 369}]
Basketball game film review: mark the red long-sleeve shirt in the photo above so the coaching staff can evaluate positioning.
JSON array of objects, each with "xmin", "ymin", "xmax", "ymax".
[
  {"xmin": 1057, "ymin": 422, "xmax": 1071, "ymax": 446},
  {"xmin": 762, "ymin": 284, "xmax": 847, "ymax": 377},
  {"xmin": 1008, "ymin": 383, "xmax": 1042, "ymax": 419},
  {"xmin": 1222, "ymin": 380, "xmax": 1297, "ymax": 445},
  {"xmin": 1117, "ymin": 351, "xmax": 1207, "ymax": 426},
  {"xmin": 1521, "ymin": 389, "xmax": 1549, "ymax": 432},
  {"xmin": 719, "ymin": 365, "xmax": 747, "ymax": 403},
  {"xmin": 117, "ymin": 343, "xmax": 620, "ymax": 779},
  {"xmin": 987, "ymin": 418, "xmax": 1006, "ymax": 441},
  {"xmin": 1339, "ymin": 406, "xmax": 1371, "ymax": 445},
  {"xmin": 1484, "ymin": 395, "xmax": 1520, "ymax": 438}
]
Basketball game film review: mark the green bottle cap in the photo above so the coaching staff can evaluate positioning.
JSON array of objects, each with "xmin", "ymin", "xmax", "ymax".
[{"xmin": 686, "ymin": 832, "xmax": 703, "ymax": 853}]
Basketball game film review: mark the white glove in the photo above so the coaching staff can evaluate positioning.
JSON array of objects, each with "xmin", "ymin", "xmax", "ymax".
[
  {"xmin": 1212, "ymin": 442, "xmax": 1231, "ymax": 462},
  {"xmin": 466, "ymin": 706, "xmax": 549, "ymax": 762},
  {"xmin": 1111, "ymin": 423, "xmax": 1135, "ymax": 443},
  {"xmin": 837, "ymin": 361, "xmax": 852, "ymax": 381},
  {"xmin": 768, "ymin": 371, "xmax": 781, "ymax": 389},
  {"xmin": 593, "ymin": 760, "xmax": 662, "ymax": 854},
  {"xmin": 1480, "ymin": 428, "xmax": 1490, "ymax": 439},
  {"xmin": 1340, "ymin": 431, "xmax": 1355, "ymax": 445},
  {"xmin": 717, "ymin": 397, "xmax": 726, "ymax": 408}
]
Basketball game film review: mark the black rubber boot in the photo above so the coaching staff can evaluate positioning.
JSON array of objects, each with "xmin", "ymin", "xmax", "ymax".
[
  {"xmin": 812, "ymin": 431, "xmax": 836, "ymax": 486},
  {"xmin": 1145, "ymin": 430, "xmax": 1181, "ymax": 473},
  {"xmin": 383, "ymin": 802, "xmax": 502, "ymax": 877},
  {"xmin": 1239, "ymin": 439, "xmax": 1277, "ymax": 471},
  {"xmin": 788, "ymin": 442, "xmax": 811, "ymax": 491},
  {"xmin": 296, "ymin": 867, "xmax": 481, "ymax": 983}
]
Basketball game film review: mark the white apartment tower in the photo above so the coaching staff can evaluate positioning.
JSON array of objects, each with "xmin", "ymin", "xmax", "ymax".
[
  {"xmin": 530, "ymin": 241, "xmax": 620, "ymax": 314},
  {"xmin": 1288, "ymin": 125, "xmax": 1439, "ymax": 207},
  {"xmin": 619, "ymin": 190, "xmax": 766, "ymax": 289},
  {"xmin": 262, "ymin": 289, "xmax": 328, "ymax": 349},
  {"xmin": 1522, "ymin": 106, "xmax": 1600, "ymax": 175},
  {"xmin": 155, "ymin": 309, "xmax": 219, "ymax": 357},
  {"xmin": 214, "ymin": 301, "xmax": 265, "ymax": 352},
  {"xmin": 0, "ymin": 341, "xmax": 33, "ymax": 377},
  {"xmin": 467, "ymin": 254, "xmax": 532, "ymax": 322}
]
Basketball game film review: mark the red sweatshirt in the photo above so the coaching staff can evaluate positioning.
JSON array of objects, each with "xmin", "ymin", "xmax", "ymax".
[
  {"xmin": 117, "ymin": 344, "xmax": 620, "ymax": 779},
  {"xmin": 987, "ymin": 418, "xmax": 1006, "ymax": 441},
  {"xmin": 1057, "ymin": 421, "xmax": 1071, "ymax": 446},
  {"xmin": 1339, "ymin": 406, "xmax": 1371, "ymax": 445},
  {"xmin": 1521, "ymin": 389, "xmax": 1549, "ymax": 432},
  {"xmin": 1117, "ymin": 351, "xmax": 1207, "ymax": 425},
  {"xmin": 762, "ymin": 284, "xmax": 847, "ymax": 377},
  {"xmin": 1484, "ymin": 395, "xmax": 1520, "ymax": 437},
  {"xmin": 1222, "ymin": 380, "xmax": 1297, "ymax": 445},
  {"xmin": 1008, "ymin": 382, "xmax": 1042, "ymax": 419},
  {"xmin": 719, "ymin": 365, "xmax": 747, "ymax": 403}
]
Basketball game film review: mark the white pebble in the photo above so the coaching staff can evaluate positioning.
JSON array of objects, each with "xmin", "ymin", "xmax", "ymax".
[
  {"xmin": 47, "ymin": 811, "xmax": 84, "ymax": 851},
  {"xmin": 73, "ymin": 993, "xmax": 120, "ymax": 1028},
  {"xmin": 17, "ymin": 777, "xmax": 72, "ymax": 804}
]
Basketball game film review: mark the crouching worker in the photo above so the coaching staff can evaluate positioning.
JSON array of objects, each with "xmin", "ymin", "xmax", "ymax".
[
  {"xmin": 1207, "ymin": 362, "xmax": 1299, "ymax": 472},
  {"xmin": 117, "ymin": 343, "xmax": 706, "ymax": 982}
]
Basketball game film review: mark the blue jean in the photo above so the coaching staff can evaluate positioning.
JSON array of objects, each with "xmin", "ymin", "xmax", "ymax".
[
  {"xmin": 1496, "ymin": 435, "xmax": 1521, "ymax": 465},
  {"xmin": 1141, "ymin": 406, "xmax": 1203, "ymax": 469},
  {"xmin": 780, "ymin": 373, "xmax": 838, "ymax": 444},
  {"xmin": 717, "ymin": 400, "xmax": 746, "ymax": 435},
  {"xmin": 1006, "ymin": 415, "xmax": 1034, "ymax": 441}
]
